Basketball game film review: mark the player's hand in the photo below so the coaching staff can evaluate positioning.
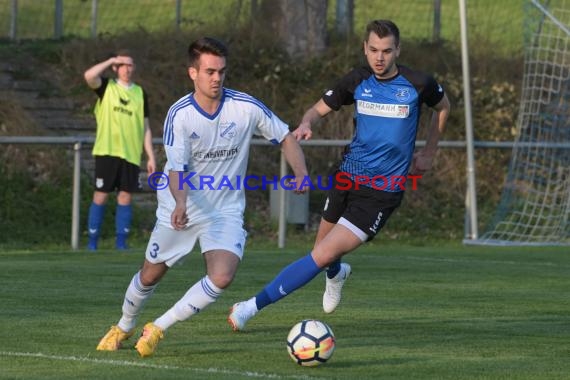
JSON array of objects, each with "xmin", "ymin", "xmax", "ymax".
[
  {"xmin": 146, "ymin": 157, "xmax": 156, "ymax": 176},
  {"xmin": 409, "ymin": 149, "xmax": 436, "ymax": 175},
  {"xmin": 171, "ymin": 205, "xmax": 188, "ymax": 231},
  {"xmin": 110, "ymin": 56, "xmax": 130, "ymax": 65},
  {"xmin": 292, "ymin": 122, "xmax": 312, "ymax": 141}
]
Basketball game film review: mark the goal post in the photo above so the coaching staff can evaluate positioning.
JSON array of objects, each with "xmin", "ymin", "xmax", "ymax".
[{"xmin": 465, "ymin": 0, "xmax": 570, "ymax": 246}]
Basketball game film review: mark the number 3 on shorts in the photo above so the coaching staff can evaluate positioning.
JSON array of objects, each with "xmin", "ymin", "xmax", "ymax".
[{"xmin": 149, "ymin": 242, "xmax": 159, "ymax": 258}]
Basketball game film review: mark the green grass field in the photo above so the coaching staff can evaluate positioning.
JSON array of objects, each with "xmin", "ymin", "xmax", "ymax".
[{"xmin": 1, "ymin": 242, "xmax": 569, "ymax": 379}]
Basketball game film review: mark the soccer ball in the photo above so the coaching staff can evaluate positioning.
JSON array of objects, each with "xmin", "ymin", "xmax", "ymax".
[{"xmin": 286, "ymin": 319, "xmax": 336, "ymax": 366}]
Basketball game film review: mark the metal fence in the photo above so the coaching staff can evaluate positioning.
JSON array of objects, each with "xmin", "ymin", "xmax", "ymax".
[
  {"xmin": 5, "ymin": 136, "xmax": 568, "ymax": 250},
  {"xmin": 1, "ymin": 0, "xmax": 524, "ymax": 56},
  {"xmin": 0, "ymin": 0, "xmax": 546, "ymax": 248}
]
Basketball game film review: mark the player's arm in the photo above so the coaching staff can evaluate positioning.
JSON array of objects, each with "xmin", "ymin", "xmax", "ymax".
[
  {"xmin": 168, "ymin": 170, "xmax": 188, "ymax": 230},
  {"xmin": 281, "ymin": 133, "xmax": 309, "ymax": 193},
  {"xmin": 164, "ymin": 108, "xmax": 190, "ymax": 230},
  {"xmin": 294, "ymin": 68, "xmax": 364, "ymax": 141},
  {"xmin": 410, "ymin": 93, "xmax": 451, "ymax": 175},
  {"xmin": 293, "ymin": 99, "xmax": 333, "ymax": 141},
  {"xmin": 143, "ymin": 118, "xmax": 156, "ymax": 174},
  {"xmin": 83, "ymin": 56, "xmax": 127, "ymax": 89}
]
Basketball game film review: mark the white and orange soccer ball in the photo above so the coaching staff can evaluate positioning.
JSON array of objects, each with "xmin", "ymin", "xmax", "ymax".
[{"xmin": 286, "ymin": 319, "xmax": 336, "ymax": 366}]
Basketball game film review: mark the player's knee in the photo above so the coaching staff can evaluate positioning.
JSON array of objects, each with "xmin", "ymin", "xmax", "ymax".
[
  {"xmin": 139, "ymin": 273, "xmax": 159, "ymax": 286},
  {"xmin": 139, "ymin": 268, "xmax": 166, "ymax": 286},
  {"xmin": 208, "ymin": 273, "xmax": 234, "ymax": 289},
  {"xmin": 311, "ymin": 249, "xmax": 343, "ymax": 269},
  {"xmin": 117, "ymin": 191, "xmax": 132, "ymax": 204},
  {"xmin": 93, "ymin": 191, "xmax": 109, "ymax": 205}
]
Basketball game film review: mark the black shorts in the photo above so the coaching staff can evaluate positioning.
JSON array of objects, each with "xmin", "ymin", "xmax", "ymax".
[
  {"xmin": 321, "ymin": 173, "xmax": 404, "ymax": 241},
  {"xmin": 94, "ymin": 155, "xmax": 142, "ymax": 193}
]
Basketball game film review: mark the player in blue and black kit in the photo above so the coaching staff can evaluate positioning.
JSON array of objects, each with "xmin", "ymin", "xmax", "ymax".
[{"xmin": 229, "ymin": 19, "xmax": 451, "ymax": 330}]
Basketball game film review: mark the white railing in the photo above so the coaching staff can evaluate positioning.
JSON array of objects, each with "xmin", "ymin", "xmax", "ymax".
[{"xmin": 3, "ymin": 136, "xmax": 570, "ymax": 250}]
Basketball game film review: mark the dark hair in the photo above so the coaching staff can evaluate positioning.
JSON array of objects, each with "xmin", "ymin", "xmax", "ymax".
[
  {"xmin": 188, "ymin": 37, "xmax": 228, "ymax": 68},
  {"xmin": 365, "ymin": 20, "xmax": 400, "ymax": 47},
  {"xmin": 113, "ymin": 48, "xmax": 132, "ymax": 58}
]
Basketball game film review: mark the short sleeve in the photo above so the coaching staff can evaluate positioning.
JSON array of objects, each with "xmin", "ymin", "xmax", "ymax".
[
  {"xmin": 253, "ymin": 107, "xmax": 290, "ymax": 145},
  {"xmin": 163, "ymin": 103, "xmax": 190, "ymax": 172},
  {"xmin": 94, "ymin": 77, "xmax": 109, "ymax": 99},
  {"xmin": 142, "ymin": 89, "xmax": 149, "ymax": 118},
  {"xmin": 422, "ymin": 75, "xmax": 445, "ymax": 108},
  {"xmin": 322, "ymin": 67, "xmax": 373, "ymax": 111}
]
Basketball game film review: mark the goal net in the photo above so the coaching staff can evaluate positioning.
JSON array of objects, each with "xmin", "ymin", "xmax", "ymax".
[{"xmin": 473, "ymin": 0, "xmax": 570, "ymax": 246}]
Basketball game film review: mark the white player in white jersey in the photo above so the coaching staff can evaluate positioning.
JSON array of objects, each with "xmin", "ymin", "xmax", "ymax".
[
  {"xmin": 96, "ymin": 37, "xmax": 309, "ymax": 357},
  {"xmin": 156, "ymin": 87, "xmax": 289, "ymax": 227}
]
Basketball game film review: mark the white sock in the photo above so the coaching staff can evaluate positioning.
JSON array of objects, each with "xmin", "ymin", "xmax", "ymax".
[
  {"xmin": 154, "ymin": 276, "xmax": 223, "ymax": 331},
  {"xmin": 117, "ymin": 271, "xmax": 156, "ymax": 333},
  {"xmin": 246, "ymin": 297, "xmax": 259, "ymax": 312}
]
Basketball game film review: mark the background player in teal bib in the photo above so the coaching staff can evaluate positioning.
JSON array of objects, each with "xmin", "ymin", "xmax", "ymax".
[
  {"xmin": 229, "ymin": 19, "xmax": 451, "ymax": 329},
  {"xmin": 84, "ymin": 49, "xmax": 156, "ymax": 250}
]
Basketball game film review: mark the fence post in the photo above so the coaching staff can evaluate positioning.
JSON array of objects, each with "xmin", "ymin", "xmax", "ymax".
[
  {"xmin": 175, "ymin": 0, "xmax": 182, "ymax": 31},
  {"xmin": 278, "ymin": 150, "xmax": 287, "ymax": 248},
  {"xmin": 335, "ymin": 0, "xmax": 354, "ymax": 37},
  {"xmin": 433, "ymin": 0, "xmax": 441, "ymax": 44},
  {"xmin": 10, "ymin": 0, "xmax": 18, "ymax": 40},
  {"xmin": 91, "ymin": 0, "xmax": 98, "ymax": 38},
  {"xmin": 54, "ymin": 0, "xmax": 63, "ymax": 39},
  {"xmin": 72, "ymin": 142, "xmax": 82, "ymax": 250}
]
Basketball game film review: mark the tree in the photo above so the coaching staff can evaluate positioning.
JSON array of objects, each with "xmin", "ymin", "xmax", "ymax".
[{"xmin": 258, "ymin": 0, "xmax": 328, "ymax": 59}]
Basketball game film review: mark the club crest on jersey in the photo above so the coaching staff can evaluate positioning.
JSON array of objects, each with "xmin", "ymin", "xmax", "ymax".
[
  {"xmin": 220, "ymin": 122, "xmax": 237, "ymax": 140},
  {"xmin": 395, "ymin": 88, "xmax": 411, "ymax": 102}
]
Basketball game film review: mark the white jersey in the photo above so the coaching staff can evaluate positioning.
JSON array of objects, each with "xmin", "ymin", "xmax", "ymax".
[{"xmin": 157, "ymin": 88, "xmax": 289, "ymax": 225}]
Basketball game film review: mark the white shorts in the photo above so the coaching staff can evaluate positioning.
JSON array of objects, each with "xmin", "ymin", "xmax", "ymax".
[{"xmin": 145, "ymin": 215, "xmax": 247, "ymax": 267}]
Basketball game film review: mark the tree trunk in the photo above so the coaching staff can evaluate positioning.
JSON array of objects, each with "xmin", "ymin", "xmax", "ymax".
[{"xmin": 259, "ymin": 0, "xmax": 328, "ymax": 59}]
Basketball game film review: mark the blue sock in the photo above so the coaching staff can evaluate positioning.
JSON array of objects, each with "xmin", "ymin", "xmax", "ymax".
[
  {"xmin": 87, "ymin": 202, "xmax": 106, "ymax": 248},
  {"xmin": 115, "ymin": 204, "xmax": 132, "ymax": 249},
  {"xmin": 326, "ymin": 259, "xmax": 341, "ymax": 279},
  {"xmin": 255, "ymin": 253, "xmax": 322, "ymax": 310}
]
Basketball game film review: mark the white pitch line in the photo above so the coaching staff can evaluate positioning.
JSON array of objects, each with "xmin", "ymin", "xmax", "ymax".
[{"xmin": 0, "ymin": 351, "xmax": 325, "ymax": 380}]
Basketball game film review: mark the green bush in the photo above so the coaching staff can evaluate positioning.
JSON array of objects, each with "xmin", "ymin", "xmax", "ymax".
[{"xmin": 0, "ymin": 21, "xmax": 523, "ymax": 246}]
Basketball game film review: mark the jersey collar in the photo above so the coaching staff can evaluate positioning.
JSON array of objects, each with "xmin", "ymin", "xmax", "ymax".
[{"xmin": 189, "ymin": 89, "xmax": 226, "ymax": 120}]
